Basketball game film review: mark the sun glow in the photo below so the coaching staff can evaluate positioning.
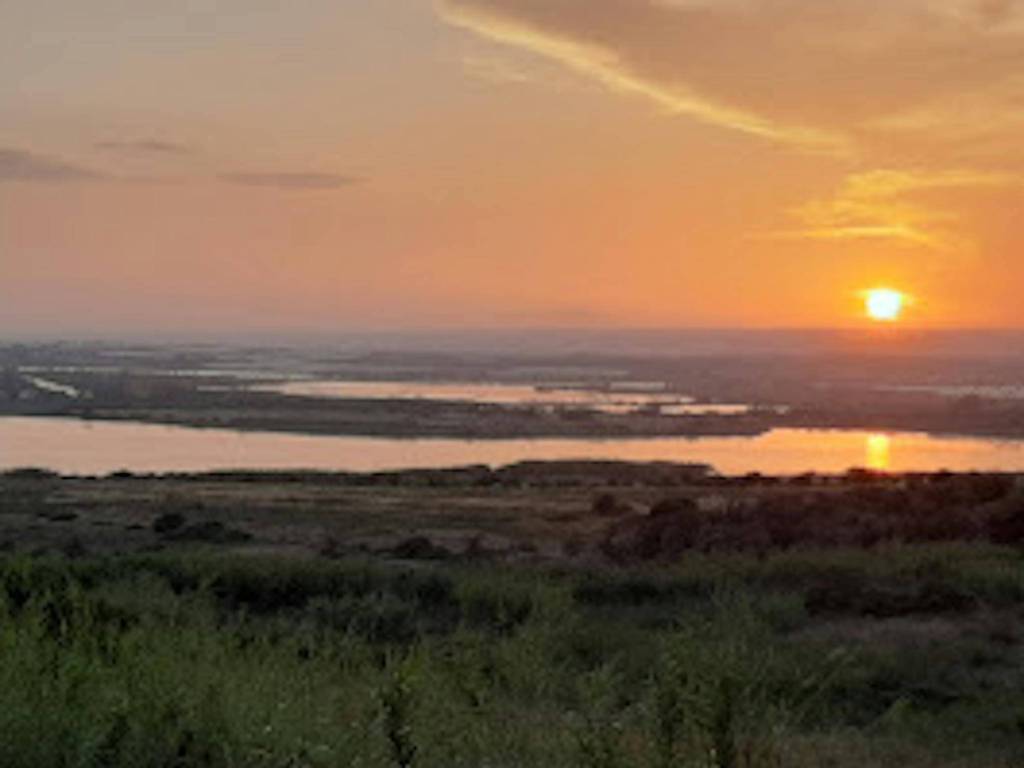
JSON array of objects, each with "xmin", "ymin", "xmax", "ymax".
[
  {"xmin": 866, "ymin": 433, "xmax": 892, "ymax": 471},
  {"xmin": 864, "ymin": 288, "xmax": 906, "ymax": 322}
]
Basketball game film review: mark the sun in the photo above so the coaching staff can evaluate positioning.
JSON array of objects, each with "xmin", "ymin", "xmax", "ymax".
[{"xmin": 864, "ymin": 288, "xmax": 906, "ymax": 322}]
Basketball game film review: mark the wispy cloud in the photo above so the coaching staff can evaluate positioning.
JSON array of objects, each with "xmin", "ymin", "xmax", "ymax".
[
  {"xmin": 0, "ymin": 148, "xmax": 104, "ymax": 183},
  {"xmin": 438, "ymin": 0, "xmax": 1024, "ymax": 159},
  {"xmin": 765, "ymin": 169, "xmax": 1023, "ymax": 250},
  {"xmin": 839, "ymin": 169, "xmax": 1022, "ymax": 199},
  {"xmin": 96, "ymin": 139, "xmax": 193, "ymax": 155},
  {"xmin": 220, "ymin": 172, "xmax": 361, "ymax": 190},
  {"xmin": 461, "ymin": 54, "xmax": 532, "ymax": 84},
  {"xmin": 0, "ymin": 148, "xmax": 361, "ymax": 191},
  {"xmin": 440, "ymin": 0, "xmax": 846, "ymax": 152},
  {"xmin": 764, "ymin": 224, "xmax": 945, "ymax": 249},
  {"xmin": 439, "ymin": 0, "xmax": 1024, "ymax": 264}
]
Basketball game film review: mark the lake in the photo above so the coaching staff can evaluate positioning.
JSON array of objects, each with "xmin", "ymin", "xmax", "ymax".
[
  {"xmin": 252, "ymin": 380, "xmax": 757, "ymax": 415},
  {"xmin": 4, "ymin": 416, "xmax": 1024, "ymax": 476}
]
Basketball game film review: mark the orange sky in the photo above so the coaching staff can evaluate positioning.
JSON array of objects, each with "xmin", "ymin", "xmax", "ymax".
[{"xmin": 2, "ymin": 0, "xmax": 1023, "ymax": 335}]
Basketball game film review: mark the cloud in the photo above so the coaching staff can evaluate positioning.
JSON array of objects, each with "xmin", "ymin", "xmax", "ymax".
[
  {"xmin": 0, "ymin": 148, "xmax": 104, "ymax": 183},
  {"xmin": 0, "ymin": 149, "xmax": 358, "ymax": 190},
  {"xmin": 440, "ymin": 1, "xmax": 1024, "ymax": 259},
  {"xmin": 219, "ymin": 172, "xmax": 361, "ymax": 190},
  {"xmin": 438, "ymin": 0, "xmax": 1024, "ymax": 158},
  {"xmin": 462, "ymin": 54, "xmax": 532, "ymax": 84},
  {"xmin": 765, "ymin": 169, "xmax": 1023, "ymax": 250},
  {"xmin": 838, "ymin": 169, "xmax": 1023, "ymax": 199},
  {"xmin": 441, "ymin": 0, "xmax": 845, "ymax": 151},
  {"xmin": 96, "ymin": 139, "xmax": 193, "ymax": 155}
]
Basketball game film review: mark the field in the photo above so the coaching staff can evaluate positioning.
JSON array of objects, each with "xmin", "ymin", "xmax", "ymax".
[{"xmin": 3, "ymin": 466, "xmax": 1024, "ymax": 766}]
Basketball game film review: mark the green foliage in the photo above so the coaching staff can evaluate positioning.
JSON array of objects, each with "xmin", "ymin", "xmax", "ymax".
[
  {"xmin": 0, "ymin": 547, "xmax": 1021, "ymax": 767},
  {"xmin": 377, "ymin": 656, "xmax": 419, "ymax": 768},
  {"xmin": 573, "ymin": 665, "xmax": 629, "ymax": 768}
]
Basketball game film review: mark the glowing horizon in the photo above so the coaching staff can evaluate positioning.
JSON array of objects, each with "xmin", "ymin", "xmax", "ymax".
[{"xmin": 3, "ymin": 1, "xmax": 1023, "ymax": 335}]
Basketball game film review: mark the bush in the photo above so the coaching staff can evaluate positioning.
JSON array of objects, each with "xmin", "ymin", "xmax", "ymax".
[
  {"xmin": 167, "ymin": 521, "xmax": 252, "ymax": 544},
  {"xmin": 592, "ymin": 493, "xmax": 627, "ymax": 517},
  {"xmin": 989, "ymin": 498, "xmax": 1024, "ymax": 545},
  {"xmin": 391, "ymin": 536, "xmax": 452, "ymax": 561},
  {"xmin": 152, "ymin": 512, "xmax": 186, "ymax": 534}
]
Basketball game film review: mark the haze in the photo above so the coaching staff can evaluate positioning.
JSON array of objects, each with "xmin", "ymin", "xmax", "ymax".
[{"xmin": 3, "ymin": 0, "xmax": 1024, "ymax": 336}]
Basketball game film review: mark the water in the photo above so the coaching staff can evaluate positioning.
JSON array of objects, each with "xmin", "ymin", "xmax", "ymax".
[
  {"xmin": 257, "ymin": 380, "xmax": 684, "ymax": 406},
  {"xmin": 20, "ymin": 372, "xmax": 756, "ymax": 415},
  {"xmin": 255, "ymin": 380, "xmax": 754, "ymax": 415},
  {"xmin": 4, "ymin": 416, "xmax": 1024, "ymax": 476},
  {"xmin": 23, "ymin": 377, "xmax": 81, "ymax": 399},
  {"xmin": 878, "ymin": 384, "xmax": 1024, "ymax": 400}
]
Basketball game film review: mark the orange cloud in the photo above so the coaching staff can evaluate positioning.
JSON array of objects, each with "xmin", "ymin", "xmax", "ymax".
[
  {"xmin": 767, "ymin": 169, "xmax": 1021, "ymax": 251},
  {"xmin": 439, "ymin": 0, "xmax": 1024, "ymax": 162},
  {"xmin": 439, "ymin": 0, "xmax": 848, "ymax": 151},
  {"xmin": 440, "ymin": 1, "xmax": 1024, "ymax": 263}
]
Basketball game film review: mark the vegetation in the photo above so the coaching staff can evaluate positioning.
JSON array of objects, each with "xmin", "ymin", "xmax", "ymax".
[
  {"xmin": 2, "ymin": 544, "xmax": 1024, "ymax": 767},
  {"xmin": 3, "ymin": 468, "xmax": 1024, "ymax": 765},
  {"xmin": 603, "ymin": 473, "xmax": 1024, "ymax": 561}
]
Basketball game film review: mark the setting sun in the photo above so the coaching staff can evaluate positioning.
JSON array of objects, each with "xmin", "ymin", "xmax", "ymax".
[{"xmin": 865, "ymin": 289, "xmax": 906, "ymax": 322}]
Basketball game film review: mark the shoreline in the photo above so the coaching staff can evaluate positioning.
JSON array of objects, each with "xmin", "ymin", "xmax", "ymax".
[
  {"xmin": 10, "ymin": 407, "xmax": 1024, "ymax": 444},
  {"xmin": 0, "ymin": 406, "xmax": 773, "ymax": 440}
]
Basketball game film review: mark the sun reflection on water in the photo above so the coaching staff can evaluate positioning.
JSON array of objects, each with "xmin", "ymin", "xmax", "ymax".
[{"xmin": 866, "ymin": 433, "xmax": 891, "ymax": 471}]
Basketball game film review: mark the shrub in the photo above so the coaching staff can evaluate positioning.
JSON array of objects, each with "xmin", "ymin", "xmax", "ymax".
[
  {"xmin": 167, "ymin": 521, "xmax": 252, "ymax": 544},
  {"xmin": 152, "ymin": 512, "xmax": 187, "ymax": 534},
  {"xmin": 989, "ymin": 498, "xmax": 1024, "ymax": 545},
  {"xmin": 391, "ymin": 536, "xmax": 451, "ymax": 561},
  {"xmin": 592, "ymin": 493, "xmax": 627, "ymax": 517}
]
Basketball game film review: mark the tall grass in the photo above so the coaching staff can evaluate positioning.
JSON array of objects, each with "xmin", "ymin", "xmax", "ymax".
[{"xmin": 1, "ymin": 547, "xmax": 1022, "ymax": 767}]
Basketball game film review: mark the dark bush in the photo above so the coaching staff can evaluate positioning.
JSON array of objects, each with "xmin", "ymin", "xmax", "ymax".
[
  {"xmin": 390, "ymin": 536, "xmax": 451, "ymax": 561},
  {"xmin": 989, "ymin": 498, "xmax": 1024, "ymax": 545},
  {"xmin": 168, "ymin": 521, "xmax": 252, "ymax": 544},
  {"xmin": 2, "ymin": 467, "xmax": 59, "ymax": 480},
  {"xmin": 648, "ymin": 497, "xmax": 699, "ymax": 518},
  {"xmin": 597, "ymin": 480, "xmax": 1022, "ymax": 561},
  {"xmin": 591, "ymin": 493, "xmax": 626, "ymax": 517},
  {"xmin": 153, "ymin": 512, "xmax": 187, "ymax": 534},
  {"xmin": 601, "ymin": 497, "xmax": 706, "ymax": 561},
  {"xmin": 42, "ymin": 510, "xmax": 79, "ymax": 523}
]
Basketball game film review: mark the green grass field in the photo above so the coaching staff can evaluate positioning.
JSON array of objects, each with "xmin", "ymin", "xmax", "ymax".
[{"xmin": 2, "ymin": 544, "xmax": 1023, "ymax": 767}]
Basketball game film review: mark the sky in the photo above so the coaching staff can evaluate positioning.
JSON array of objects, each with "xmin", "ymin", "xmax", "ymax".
[{"xmin": 2, "ymin": 0, "xmax": 1023, "ymax": 335}]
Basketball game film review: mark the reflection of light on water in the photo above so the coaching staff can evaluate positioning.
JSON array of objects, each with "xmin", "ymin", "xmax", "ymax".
[
  {"xmin": 866, "ymin": 433, "xmax": 891, "ymax": 471},
  {"xmin": 7, "ymin": 416, "xmax": 1024, "ymax": 475}
]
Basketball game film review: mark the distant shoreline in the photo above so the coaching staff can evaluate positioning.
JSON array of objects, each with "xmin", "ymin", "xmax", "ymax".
[
  {"xmin": 9, "ymin": 407, "xmax": 1024, "ymax": 443},
  {"xmin": 0, "ymin": 400, "xmax": 776, "ymax": 440}
]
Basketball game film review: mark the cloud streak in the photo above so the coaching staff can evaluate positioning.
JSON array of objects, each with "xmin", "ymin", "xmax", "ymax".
[
  {"xmin": 440, "ymin": 1, "xmax": 1024, "ymax": 260},
  {"xmin": 96, "ymin": 139, "xmax": 193, "ymax": 155},
  {"xmin": 441, "ymin": 0, "xmax": 845, "ymax": 151},
  {"xmin": 0, "ymin": 148, "xmax": 360, "ymax": 191},
  {"xmin": 0, "ymin": 148, "xmax": 104, "ymax": 183},
  {"xmin": 439, "ymin": 0, "xmax": 1024, "ymax": 159},
  {"xmin": 220, "ymin": 172, "xmax": 361, "ymax": 190},
  {"xmin": 767, "ymin": 169, "xmax": 1023, "ymax": 250},
  {"xmin": 461, "ymin": 54, "xmax": 532, "ymax": 84}
]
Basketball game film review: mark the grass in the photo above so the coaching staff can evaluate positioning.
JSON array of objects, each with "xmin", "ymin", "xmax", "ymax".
[{"xmin": 2, "ymin": 545, "xmax": 1024, "ymax": 767}]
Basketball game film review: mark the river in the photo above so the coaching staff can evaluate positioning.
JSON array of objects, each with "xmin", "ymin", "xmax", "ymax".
[{"xmin": 4, "ymin": 416, "xmax": 1024, "ymax": 476}]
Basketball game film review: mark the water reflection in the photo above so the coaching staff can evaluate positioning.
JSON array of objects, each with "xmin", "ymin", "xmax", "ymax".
[
  {"xmin": 4, "ymin": 417, "xmax": 1024, "ymax": 476},
  {"xmin": 256, "ymin": 380, "xmax": 696, "ymax": 409},
  {"xmin": 866, "ymin": 433, "xmax": 891, "ymax": 471},
  {"xmin": 256, "ymin": 380, "xmax": 757, "ymax": 416}
]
